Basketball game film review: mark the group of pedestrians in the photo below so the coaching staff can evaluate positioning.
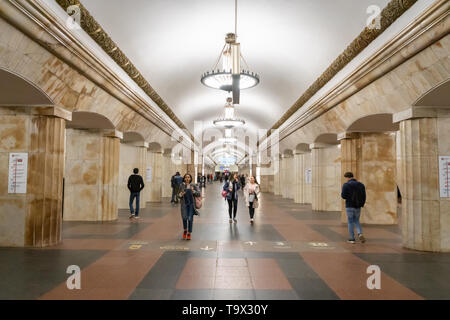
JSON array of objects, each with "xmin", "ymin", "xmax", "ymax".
[{"xmin": 127, "ymin": 167, "xmax": 367, "ymax": 245}]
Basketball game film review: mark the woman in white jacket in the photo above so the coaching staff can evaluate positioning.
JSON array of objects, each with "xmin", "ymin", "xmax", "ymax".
[{"xmin": 243, "ymin": 176, "xmax": 260, "ymax": 224}]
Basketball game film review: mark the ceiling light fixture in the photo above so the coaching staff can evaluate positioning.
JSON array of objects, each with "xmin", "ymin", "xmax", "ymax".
[
  {"xmin": 200, "ymin": 0, "xmax": 259, "ymax": 104},
  {"xmin": 213, "ymin": 97, "xmax": 245, "ymax": 128}
]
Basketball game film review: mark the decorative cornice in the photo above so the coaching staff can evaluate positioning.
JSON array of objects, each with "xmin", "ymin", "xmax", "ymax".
[
  {"xmin": 269, "ymin": 0, "xmax": 418, "ymax": 134},
  {"xmin": 55, "ymin": 0, "xmax": 188, "ymax": 132}
]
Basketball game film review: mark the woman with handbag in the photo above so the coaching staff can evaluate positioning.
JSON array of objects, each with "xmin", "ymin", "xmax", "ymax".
[
  {"xmin": 223, "ymin": 173, "xmax": 241, "ymax": 223},
  {"xmin": 177, "ymin": 173, "xmax": 200, "ymax": 240},
  {"xmin": 244, "ymin": 176, "xmax": 260, "ymax": 224}
]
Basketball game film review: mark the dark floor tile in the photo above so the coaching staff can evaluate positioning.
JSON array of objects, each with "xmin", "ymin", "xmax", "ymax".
[
  {"xmin": 129, "ymin": 288, "xmax": 174, "ymax": 300},
  {"xmin": 171, "ymin": 289, "xmax": 214, "ymax": 300}
]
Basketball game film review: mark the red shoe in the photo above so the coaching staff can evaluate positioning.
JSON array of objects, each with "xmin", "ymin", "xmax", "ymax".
[
  {"xmin": 183, "ymin": 231, "xmax": 187, "ymax": 239},
  {"xmin": 187, "ymin": 233, "xmax": 191, "ymax": 240}
]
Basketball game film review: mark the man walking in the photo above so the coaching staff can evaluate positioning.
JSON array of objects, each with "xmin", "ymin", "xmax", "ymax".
[
  {"xmin": 171, "ymin": 172, "xmax": 183, "ymax": 204},
  {"xmin": 128, "ymin": 168, "xmax": 145, "ymax": 219},
  {"xmin": 341, "ymin": 172, "xmax": 366, "ymax": 244}
]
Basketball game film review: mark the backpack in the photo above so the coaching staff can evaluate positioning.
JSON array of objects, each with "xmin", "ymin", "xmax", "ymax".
[{"xmin": 351, "ymin": 183, "xmax": 365, "ymax": 208}]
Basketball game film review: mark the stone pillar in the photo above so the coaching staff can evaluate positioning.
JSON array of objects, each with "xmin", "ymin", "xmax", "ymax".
[
  {"xmin": 394, "ymin": 106, "xmax": 450, "ymax": 252},
  {"xmin": 161, "ymin": 150, "xmax": 173, "ymax": 198},
  {"xmin": 339, "ymin": 132, "xmax": 398, "ymax": 225},
  {"xmin": 294, "ymin": 151, "xmax": 312, "ymax": 204},
  {"xmin": 281, "ymin": 156, "xmax": 294, "ymax": 199},
  {"xmin": 0, "ymin": 106, "xmax": 70, "ymax": 247},
  {"xmin": 64, "ymin": 129, "xmax": 121, "ymax": 221},
  {"xmin": 147, "ymin": 151, "xmax": 162, "ymax": 202},
  {"xmin": 310, "ymin": 143, "xmax": 341, "ymax": 212}
]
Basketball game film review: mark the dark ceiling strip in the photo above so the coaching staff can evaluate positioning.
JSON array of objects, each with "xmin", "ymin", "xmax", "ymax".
[
  {"xmin": 269, "ymin": 0, "xmax": 418, "ymax": 134},
  {"xmin": 55, "ymin": 0, "xmax": 191, "ymax": 136}
]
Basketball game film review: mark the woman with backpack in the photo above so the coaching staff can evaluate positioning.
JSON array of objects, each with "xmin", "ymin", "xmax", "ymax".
[
  {"xmin": 223, "ymin": 173, "xmax": 241, "ymax": 223},
  {"xmin": 244, "ymin": 176, "xmax": 260, "ymax": 224},
  {"xmin": 177, "ymin": 173, "xmax": 200, "ymax": 240}
]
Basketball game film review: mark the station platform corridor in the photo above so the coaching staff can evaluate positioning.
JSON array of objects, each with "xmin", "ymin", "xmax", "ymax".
[{"xmin": 1, "ymin": 181, "xmax": 449, "ymax": 300}]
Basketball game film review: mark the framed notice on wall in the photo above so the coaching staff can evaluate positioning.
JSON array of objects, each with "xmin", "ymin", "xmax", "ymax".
[
  {"xmin": 439, "ymin": 156, "xmax": 450, "ymax": 198},
  {"xmin": 146, "ymin": 166, "xmax": 152, "ymax": 182},
  {"xmin": 8, "ymin": 153, "xmax": 28, "ymax": 194},
  {"xmin": 305, "ymin": 168, "xmax": 312, "ymax": 184}
]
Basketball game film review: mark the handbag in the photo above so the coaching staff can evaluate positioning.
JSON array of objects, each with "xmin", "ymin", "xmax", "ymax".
[
  {"xmin": 253, "ymin": 198, "xmax": 259, "ymax": 209},
  {"xmin": 221, "ymin": 190, "xmax": 228, "ymax": 198},
  {"xmin": 195, "ymin": 195, "xmax": 203, "ymax": 209},
  {"xmin": 248, "ymin": 194, "xmax": 255, "ymax": 202}
]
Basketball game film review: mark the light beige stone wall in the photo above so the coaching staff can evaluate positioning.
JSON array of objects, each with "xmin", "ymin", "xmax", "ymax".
[
  {"xmin": 118, "ymin": 143, "xmax": 147, "ymax": 210},
  {"xmin": 397, "ymin": 108, "xmax": 450, "ymax": 252},
  {"xmin": 64, "ymin": 129, "xmax": 119, "ymax": 221},
  {"xmin": 259, "ymin": 174, "xmax": 274, "ymax": 193},
  {"xmin": 0, "ymin": 109, "xmax": 66, "ymax": 247},
  {"xmin": 280, "ymin": 157, "xmax": 294, "ymax": 199},
  {"xmin": 340, "ymin": 132, "xmax": 398, "ymax": 225},
  {"xmin": 147, "ymin": 151, "xmax": 162, "ymax": 202},
  {"xmin": 311, "ymin": 145, "xmax": 341, "ymax": 212},
  {"xmin": 294, "ymin": 152, "xmax": 312, "ymax": 204},
  {"xmin": 273, "ymin": 157, "xmax": 281, "ymax": 196}
]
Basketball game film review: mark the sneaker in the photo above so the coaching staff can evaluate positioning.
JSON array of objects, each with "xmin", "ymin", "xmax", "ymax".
[
  {"xmin": 187, "ymin": 233, "xmax": 191, "ymax": 240},
  {"xmin": 233, "ymin": 218, "xmax": 237, "ymax": 223},
  {"xmin": 347, "ymin": 239, "xmax": 356, "ymax": 244},
  {"xmin": 129, "ymin": 214, "xmax": 135, "ymax": 219},
  {"xmin": 183, "ymin": 231, "xmax": 187, "ymax": 239},
  {"xmin": 359, "ymin": 234, "xmax": 366, "ymax": 243},
  {"xmin": 134, "ymin": 216, "xmax": 140, "ymax": 220},
  {"xmin": 229, "ymin": 219, "xmax": 233, "ymax": 223},
  {"xmin": 250, "ymin": 218, "xmax": 254, "ymax": 224}
]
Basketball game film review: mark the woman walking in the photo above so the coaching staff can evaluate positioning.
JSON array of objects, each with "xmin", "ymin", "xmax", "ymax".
[
  {"xmin": 178, "ymin": 173, "xmax": 200, "ymax": 240},
  {"xmin": 223, "ymin": 173, "xmax": 241, "ymax": 223},
  {"xmin": 244, "ymin": 176, "xmax": 260, "ymax": 224}
]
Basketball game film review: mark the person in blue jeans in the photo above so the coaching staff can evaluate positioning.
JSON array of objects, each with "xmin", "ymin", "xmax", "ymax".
[
  {"xmin": 177, "ymin": 173, "xmax": 200, "ymax": 240},
  {"xmin": 341, "ymin": 172, "xmax": 366, "ymax": 244},
  {"xmin": 127, "ymin": 168, "xmax": 145, "ymax": 219}
]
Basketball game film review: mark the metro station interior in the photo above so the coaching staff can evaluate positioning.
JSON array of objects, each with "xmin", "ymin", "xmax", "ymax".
[{"xmin": 0, "ymin": 0, "xmax": 449, "ymax": 302}]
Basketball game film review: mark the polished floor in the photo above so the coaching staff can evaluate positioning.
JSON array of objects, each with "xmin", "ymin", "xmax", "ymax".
[{"xmin": 1, "ymin": 182, "xmax": 450, "ymax": 300}]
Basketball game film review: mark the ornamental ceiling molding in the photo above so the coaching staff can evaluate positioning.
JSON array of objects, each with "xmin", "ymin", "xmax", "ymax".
[
  {"xmin": 269, "ymin": 0, "xmax": 418, "ymax": 134},
  {"xmin": 55, "ymin": 0, "xmax": 188, "ymax": 133}
]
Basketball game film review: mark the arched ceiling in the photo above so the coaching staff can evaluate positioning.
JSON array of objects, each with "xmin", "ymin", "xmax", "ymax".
[
  {"xmin": 83, "ymin": 0, "xmax": 389, "ymax": 133},
  {"xmin": 82, "ymin": 0, "xmax": 391, "ymax": 163}
]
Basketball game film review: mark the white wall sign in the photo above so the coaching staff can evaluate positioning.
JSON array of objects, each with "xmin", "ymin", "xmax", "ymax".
[
  {"xmin": 439, "ymin": 156, "xmax": 450, "ymax": 198},
  {"xmin": 8, "ymin": 153, "xmax": 28, "ymax": 194},
  {"xmin": 146, "ymin": 166, "xmax": 152, "ymax": 182},
  {"xmin": 305, "ymin": 168, "xmax": 312, "ymax": 184}
]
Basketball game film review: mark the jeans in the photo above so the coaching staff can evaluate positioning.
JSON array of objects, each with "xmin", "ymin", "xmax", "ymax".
[
  {"xmin": 227, "ymin": 199, "xmax": 238, "ymax": 219},
  {"xmin": 346, "ymin": 207, "xmax": 362, "ymax": 240},
  {"xmin": 249, "ymin": 203, "xmax": 255, "ymax": 219},
  {"xmin": 182, "ymin": 203, "xmax": 195, "ymax": 233},
  {"xmin": 129, "ymin": 192, "xmax": 140, "ymax": 216},
  {"xmin": 171, "ymin": 187, "xmax": 178, "ymax": 203}
]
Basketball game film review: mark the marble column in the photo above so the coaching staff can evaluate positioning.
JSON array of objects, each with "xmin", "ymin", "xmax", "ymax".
[
  {"xmin": 281, "ymin": 156, "xmax": 294, "ymax": 199},
  {"xmin": 64, "ymin": 129, "xmax": 121, "ymax": 221},
  {"xmin": 0, "ymin": 106, "xmax": 71, "ymax": 247},
  {"xmin": 394, "ymin": 106, "xmax": 450, "ymax": 252},
  {"xmin": 310, "ymin": 143, "xmax": 341, "ymax": 212},
  {"xmin": 147, "ymin": 151, "xmax": 162, "ymax": 202},
  {"xmin": 294, "ymin": 151, "xmax": 312, "ymax": 204},
  {"xmin": 339, "ymin": 132, "xmax": 398, "ymax": 225}
]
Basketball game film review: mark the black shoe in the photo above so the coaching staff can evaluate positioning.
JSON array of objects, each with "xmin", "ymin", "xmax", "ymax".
[
  {"xmin": 347, "ymin": 239, "xmax": 356, "ymax": 244},
  {"xmin": 358, "ymin": 234, "xmax": 366, "ymax": 243}
]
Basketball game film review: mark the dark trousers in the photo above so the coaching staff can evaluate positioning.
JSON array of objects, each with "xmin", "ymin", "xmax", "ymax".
[
  {"xmin": 249, "ymin": 202, "xmax": 255, "ymax": 219},
  {"xmin": 182, "ymin": 204, "xmax": 195, "ymax": 233},
  {"xmin": 129, "ymin": 192, "xmax": 140, "ymax": 216},
  {"xmin": 171, "ymin": 187, "xmax": 178, "ymax": 203},
  {"xmin": 227, "ymin": 199, "xmax": 238, "ymax": 219}
]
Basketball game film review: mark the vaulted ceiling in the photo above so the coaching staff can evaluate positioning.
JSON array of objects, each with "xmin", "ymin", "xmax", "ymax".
[{"xmin": 83, "ymin": 0, "xmax": 389, "ymax": 133}]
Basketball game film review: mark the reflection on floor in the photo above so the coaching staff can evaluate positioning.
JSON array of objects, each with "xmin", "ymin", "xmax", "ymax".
[{"xmin": 1, "ymin": 182, "xmax": 450, "ymax": 300}]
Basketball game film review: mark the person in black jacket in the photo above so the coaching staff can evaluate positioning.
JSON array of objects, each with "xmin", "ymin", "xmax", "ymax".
[
  {"xmin": 341, "ymin": 172, "xmax": 366, "ymax": 244},
  {"xmin": 128, "ymin": 168, "xmax": 145, "ymax": 219}
]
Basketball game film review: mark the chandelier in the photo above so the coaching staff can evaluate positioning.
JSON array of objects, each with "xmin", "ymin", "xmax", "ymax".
[
  {"xmin": 213, "ymin": 98, "xmax": 245, "ymax": 128},
  {"xmin": 200, "ymin": 0, "xmax": 259, "ymax": 104}
]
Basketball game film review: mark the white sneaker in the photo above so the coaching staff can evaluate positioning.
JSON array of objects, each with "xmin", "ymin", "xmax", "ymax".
[
  {"xmin": 129, "ymin": 214, "xmax": 135, "ymax": 219},
  {"xmin": 229, "ymin": 219, "xmax": 233, "ymax": 223},
  {"xmin": 233, "ymin": 218, "xmax": 237, "ymax": 223},
  {"xmin": 250, "ymin": 218, "xmax": 254, "ymax": 224},
  {"xmin": 134, "ymin": 216, "xmax": 140, "ymax": 219}
]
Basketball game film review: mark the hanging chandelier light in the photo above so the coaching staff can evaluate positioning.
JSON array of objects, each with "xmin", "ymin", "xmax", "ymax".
[
  {"xmin": 213, "ymin": 97, "xmax": 245, "ymax": 128},
  {"xmin": 201, "ymin": 0, "xmax": 259, "ymax": 104}
]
